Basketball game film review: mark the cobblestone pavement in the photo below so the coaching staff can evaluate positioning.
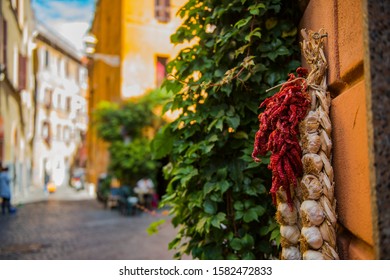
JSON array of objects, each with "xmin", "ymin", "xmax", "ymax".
[{"xmin": 0, "ymin": 199, "xmax": 186, "ymax": 260}]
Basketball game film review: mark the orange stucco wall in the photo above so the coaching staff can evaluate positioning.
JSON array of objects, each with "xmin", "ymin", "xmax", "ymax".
[{"xmin": 300, "ymin": 0, "xmax": 374, "ymax": 259}]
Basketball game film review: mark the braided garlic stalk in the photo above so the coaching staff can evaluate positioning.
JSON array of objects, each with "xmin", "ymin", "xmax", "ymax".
[
  {"xmin": 299, "ymin": 29, "xmax": 339, "ymax": 260},
  {"xmin": 276, "ymin": 189, "xmax": 302, "ymax": 260}
]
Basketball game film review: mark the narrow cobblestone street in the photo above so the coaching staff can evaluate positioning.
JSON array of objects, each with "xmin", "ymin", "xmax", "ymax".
[{"xmin": 0, "ymin": 198, "xmax": 183, "ymax": 260}]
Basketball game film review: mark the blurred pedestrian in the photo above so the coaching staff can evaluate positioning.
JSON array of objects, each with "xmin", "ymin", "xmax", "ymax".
[
  {"xmin": 44, "ymin": 170, "xmax": 50, "ymax": 195},
  {"xmin": 134, "ymin": 178, "xmax": 155, "ymax": 209},
  {"xmin": 0, "ymin": 162, "xmax": 16, "ymax": 215}
]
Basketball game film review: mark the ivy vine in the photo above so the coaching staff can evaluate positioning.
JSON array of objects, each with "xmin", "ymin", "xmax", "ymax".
[{"xmin": 152, "ymin": 0, "xmax": 302, "ymax": 259}]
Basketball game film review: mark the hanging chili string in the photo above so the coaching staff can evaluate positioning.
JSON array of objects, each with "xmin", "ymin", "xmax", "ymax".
[{"xmin": 252, "ymin": 67, "xmax": 310, "ymax": 208}]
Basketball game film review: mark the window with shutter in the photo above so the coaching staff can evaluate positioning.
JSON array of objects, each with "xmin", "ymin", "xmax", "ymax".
[
  {"xmin": 66, "ymin": 97, "xmax": 71, "ymax": 113},
  {"xmin": 156, "ymin": 56, "xmax": 168, "ymax": 87},
  {"xmin": 65, "ymin": 60, "xmax": 70, "ymax": 78},
  {"xmin": 18, "ymin": 53, "xmax": 27, "ymax": 90},
  {"xmin": 2, "ymin": 19, "xmax": 7, "ymax": 70},
  {"xmin": 155, "ymin": 0, "xmax": 170, "ymax": 23},
  {"xmin": 42, "ymin": 121, "xmax": 51, "ymax": 146},
  {"xmin": 44, "ymin": 88, "xmax": 53, "ymax": 109},
  {"xmin": 44, "ymin": 50, "xmax": 49, "ymax": 68}
]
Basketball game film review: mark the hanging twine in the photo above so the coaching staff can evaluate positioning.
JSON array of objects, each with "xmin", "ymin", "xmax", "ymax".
[{"xmin": 298, "ymin": 28, "xmax": 339, "ymax": 260}]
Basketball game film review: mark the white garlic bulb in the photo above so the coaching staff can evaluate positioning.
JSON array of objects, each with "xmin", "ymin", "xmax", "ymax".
[
  {"xmin": 301, "ymin": 175, "xmax": 323, "ymax": 200},
  {"xmin": 300, "ymin": 200, "xmax": 325, "ymax": 226},
  {"xmin": 281, "ymin": 246, "xmax": 301, "ymax": 260},
  {"xmin": 276, "ymin": 203, "xmax": 297, "ymax": 225},
  {"xmin": 302, "ymin": 111, "xmax": 320, "ymax": 134},
  {"xmin": 301, "ymin": 226, "xmax": 323, "ymax": 249},
  {"xmin": 303, "ymin": 250, "xmax": 324, "ymax": 260},
  {"xmin": 302, "ymin": 153, "xmax": 323, "ymax": 174},
  {"xmin": 302, "ymin": 133, "xmax": 321, "ymax": 154},
  {"xmin": 280, "ymin": 225, "xmax": 301, "ymax": 245}
]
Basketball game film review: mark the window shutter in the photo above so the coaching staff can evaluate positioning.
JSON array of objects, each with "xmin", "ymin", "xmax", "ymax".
[
  {"xmin": 18, "ymin": 53, "xmax": 27, "ymax": 90},
  {"xmin": 164, "ymin": 0, "xmax": 170, "ymax": 21},
  {"xmin": 42, "ymin": 121, "xmax": 51, "ymax": 146},
  {"xmin": 155, "ymin": 0, "xmax": 170, "ymax": 23},
  {"xmin": 44, "ymin": 89, "xmax": 52, "ymax": 109},
  {"xmin": 2, "ymin": 19, "xmax": 7, "ymax": 69},
  {"xmin": 156, "ymin": 56, "xmax": 168, "ymax": 87}
]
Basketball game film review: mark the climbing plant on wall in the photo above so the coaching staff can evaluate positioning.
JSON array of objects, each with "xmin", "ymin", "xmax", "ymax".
[{"xmin": 152, "ymin": 0, "xmax": 302, "ymax": 259}]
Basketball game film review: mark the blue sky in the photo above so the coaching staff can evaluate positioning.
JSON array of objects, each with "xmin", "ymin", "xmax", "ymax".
[{"xmin": 32, "ymin": 0, "xmax": 97, "ymax": 51}]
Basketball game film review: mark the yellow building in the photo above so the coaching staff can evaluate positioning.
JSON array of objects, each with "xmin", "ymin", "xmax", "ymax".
[{"xmin": 87, "ymin": 0, "xmax": 186, "ymax": 186}]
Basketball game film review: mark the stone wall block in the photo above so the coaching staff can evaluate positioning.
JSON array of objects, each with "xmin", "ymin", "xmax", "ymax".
[{"xmin": 330, "ymin": 80, "xmax": 373, "ymax": 245}]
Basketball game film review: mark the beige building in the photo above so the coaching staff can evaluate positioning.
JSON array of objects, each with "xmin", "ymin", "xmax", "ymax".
[
  {"xmin": 0, "ymin": 0, "xmax": 35, "ymax": 202},
  {"xmin": 32, "ymin": 22, "xmax": 88, "ymax": 191}
]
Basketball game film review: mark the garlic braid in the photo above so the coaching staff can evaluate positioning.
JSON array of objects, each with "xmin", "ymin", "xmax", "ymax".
[
  {"xmin": 299, "ymin": 29, "xmax": 339, "ymax": 260},
  {"xmin": 276, "ymin": 189, "xmax": 302, "ymax": 259}
]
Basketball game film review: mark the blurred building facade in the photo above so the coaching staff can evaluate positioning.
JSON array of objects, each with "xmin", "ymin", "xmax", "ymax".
[
  {"xmin": 0, "ymin": 0, "xmax": 36, "ymax": 201},
  {"xmin": 87, "ymin": 0, "xmax": 186, "ymax": 186},
  {"xmin": 32, "ymin": 22, "xmax": 88, "ymax": 190}
]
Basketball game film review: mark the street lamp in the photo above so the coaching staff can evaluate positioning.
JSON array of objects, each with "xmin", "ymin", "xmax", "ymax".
[
  {"xmin": 0, "ymin": 64, "xmax": 5, "ymax": 81},
  {"xmin": 84, "ymin": 33, "xmax": 98, "ymax": 58},
  {"xmin": 83, "ymin": 33, "xmax": 120, "ymax": 67}
]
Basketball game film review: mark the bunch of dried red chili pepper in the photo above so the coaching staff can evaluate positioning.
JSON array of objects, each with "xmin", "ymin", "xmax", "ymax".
[{"xmin": 252, "ymin": 67, "xmax": 310, "ymax": 207}]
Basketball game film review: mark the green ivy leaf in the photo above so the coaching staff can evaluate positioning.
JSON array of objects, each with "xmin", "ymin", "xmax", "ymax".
[
  {"xmin": 168, "ymin": 237, "xmax": 181, "ymax": 250},
  {"xmin": 243, "ymin": 208, "xmax": 259, "ymax": 222},
  {"xmin": 151, "ymin": 126, "xmax": 174, "ymax": 160},
  {"xmin": 234, "ymin": 16, "xmax": 251, "ymax": 29},
  {"xmin": 241, "ymin": 234, "xmax": 255, "ymax": 248},
  {"xmin": 226, "ymin": 116, "xmax": 240, "ymax": 130},
  {"xmin": 233, "ymin": 131, "xmax": 248, "ymax": 139},
  {"xmin": 234, "ymin": 201, "xmax": 244, "ymax": 211},
  {"xmin": 147, "ymin": 219, "xmax": 166, "ymax": 235},
  {"xmin": 203, "ymin": 199, "xmax": 217, "ymax": 215},
  {"xmin": 211, "ymin": 212, "xmax": 226, "ymax": 228},
  {"xmin": 196, "ymin": 217, "xmax": 209, "ymax": 233},
  {"xmin": 242, "ymin": 252, "xmax": 256, "ymax": 260},
  {"xmin": 230, "ymin": 238, "xmax": 242, "ymax": 251},
  {"xmin": 270, "ymin": 228, "xmax": 281, "ymax": 242},
  {"xmin": 265, "ymin": 18, "xmax": 278, "ymax": 30}
]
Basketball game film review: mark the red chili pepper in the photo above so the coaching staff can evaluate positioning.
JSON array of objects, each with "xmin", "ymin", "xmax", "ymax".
[{"xmin": 252, "ymin": 68, "xmax": 310, "ymax": 208}]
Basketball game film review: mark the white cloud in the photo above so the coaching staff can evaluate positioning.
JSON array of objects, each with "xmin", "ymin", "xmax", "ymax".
[{"xmin": 52, "ymin": 21, "xmax": 90, "ymax": 51}]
